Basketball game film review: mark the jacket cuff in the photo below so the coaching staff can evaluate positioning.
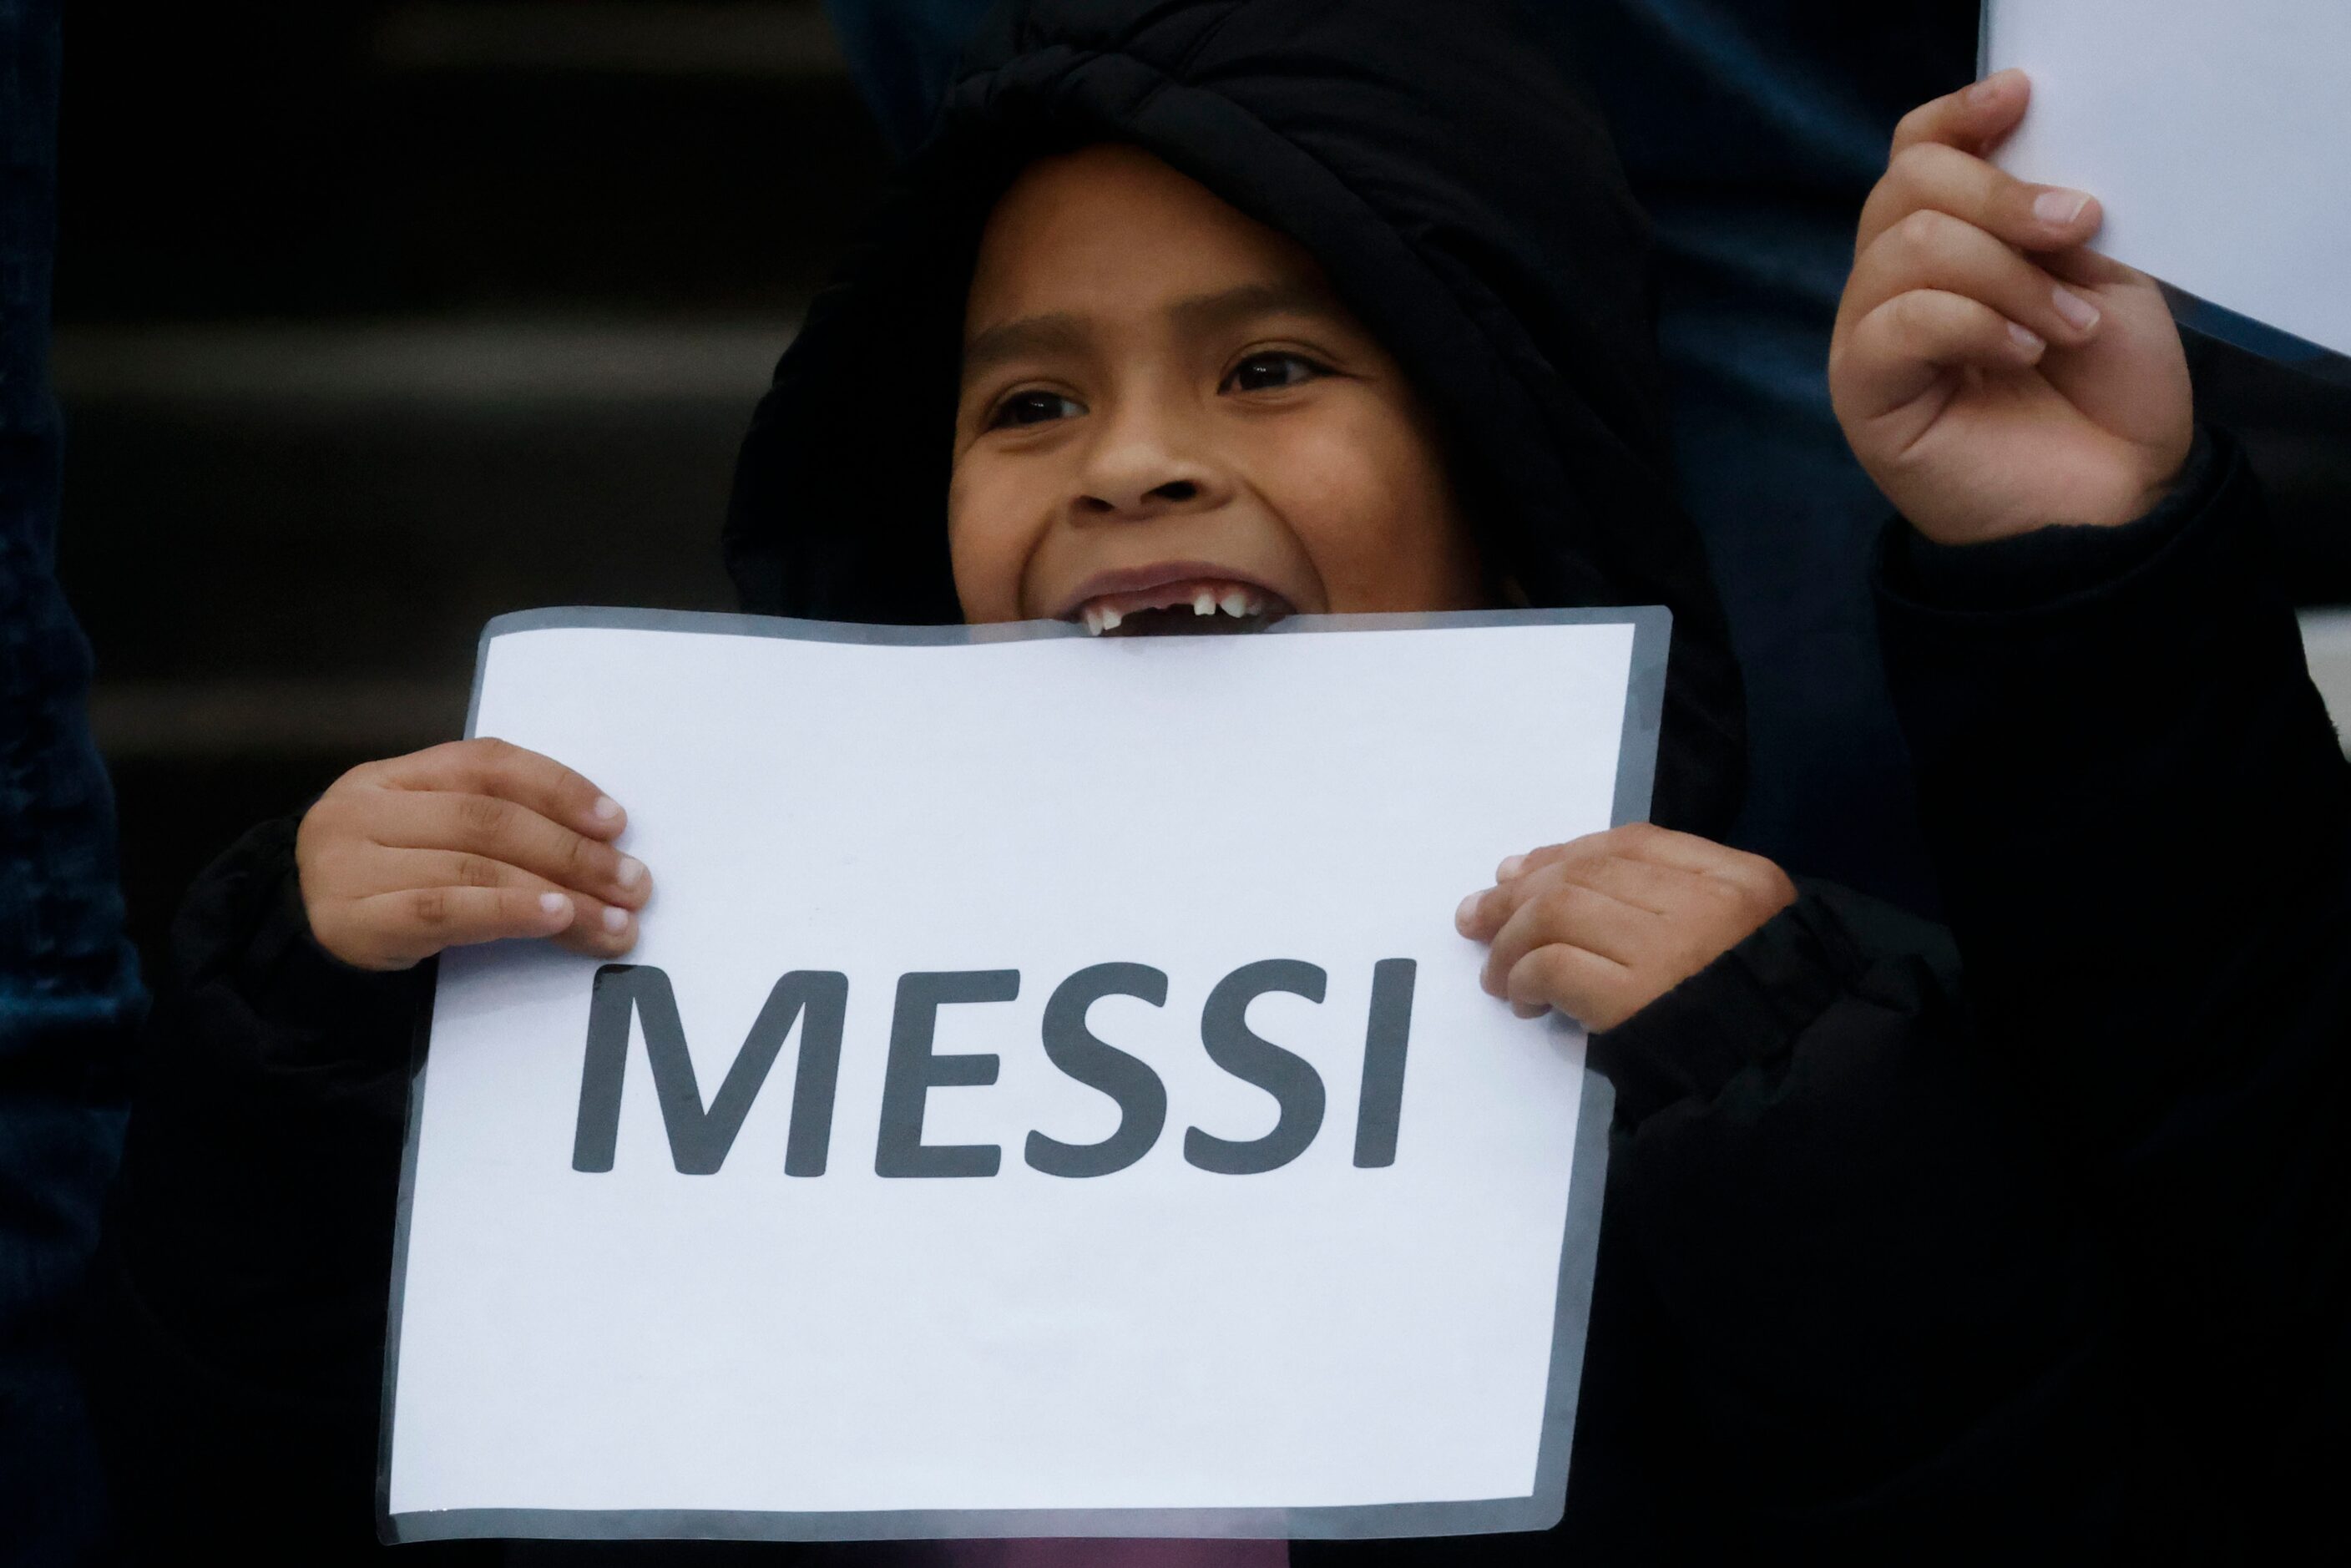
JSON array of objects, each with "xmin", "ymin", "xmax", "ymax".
[
  {"xmin": 1589, "ymin": 886, "xmax": 1876, "ymax": 1127},
  {"xmin": 1873, "ymin": 424, "xmax": 2338, "ymax": 847},
  {"xmin": 1881, "ymin": 427, "xmax": 2223, "ymax": 615},
  {"xmin": 166, "ymin": 816, "xmax": 425, "ymax": 1078}
]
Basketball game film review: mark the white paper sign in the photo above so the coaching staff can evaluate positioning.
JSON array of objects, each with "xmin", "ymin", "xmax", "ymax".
[
  {"xmin": 1985, "ymin": 0, "xmax": 2351, "ymax": 358},
  {"xmin": 380, "ymin": 607, "xmax": 1661, "ymax": 1545}
]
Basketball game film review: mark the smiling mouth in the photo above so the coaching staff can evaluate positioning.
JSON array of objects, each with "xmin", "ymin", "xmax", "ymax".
[{"xmin": 1074, "ymin": 579, "xmax": 1295, "ymax": 636}]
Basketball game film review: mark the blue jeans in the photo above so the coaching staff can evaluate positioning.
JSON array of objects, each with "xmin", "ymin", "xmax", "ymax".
[
  {"xmin": 3, "ymin": 0, "xmax": 142, "ymax": 1558},
  {"xmin": 822, "ymin": 0, "xmax": 1977, "ymax": 913}
]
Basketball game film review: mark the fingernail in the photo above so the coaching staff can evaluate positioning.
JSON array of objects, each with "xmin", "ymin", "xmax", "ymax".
[
  {"xmin": 2035, "ymin": 189, "xmax": 2093, "ymax": 226},
  {"xmin": 615, "ymin": 856, "xmax": 645, "ymax": 889},
  {"xmin": 538, "ymin": 892, "xmax": 572, "ymax": 922},
  {"xmin": 2009, "ymin": 321, "xmax": 2046, "ymax": 356},
  {"xmin": 601, "ymin": 905, "xmax": 630, "ymax": 934},
  {"xmin": 1512, "ymin": 1002, "xmax": 1547, "ymax": 1020},
  {"xmin": 2050, "ymin": 285, "xmax": 2101, "ymax": 333},
  {"xmin": 1967, "ymin": 70, "xmax": 2015, "ymax": 106},
  {"xmin": 1455, "ymin": 893, "xmax": 1485, "ymax": 934},
  {"xmin": 1497, "ymin": 854, "xmax": 1528, "ymax": 881},
  {"xmin": 592, "ymin": 796, "xmax": 624, "ymax": 823}
]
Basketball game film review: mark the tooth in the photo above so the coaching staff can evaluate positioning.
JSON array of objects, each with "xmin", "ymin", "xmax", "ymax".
[
  {"xmin": 1082, "ymin": 605, "xmax": 1105, "ymax": 636},
  {"xmin": 1220, "ymin": 591, "xmax": 1250, "ymax": 618},
  {"xmin": 1100, "ymin": 606, "xmax": 1123, "ymax": 632},
  {"xmin": 1194, "ymin": 590, "xmax": 1216, "ymax": 616}
]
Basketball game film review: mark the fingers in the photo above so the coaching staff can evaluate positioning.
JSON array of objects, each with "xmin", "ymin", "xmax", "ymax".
[
  {"xmin": 1843, "ymin": 138, "xmax": 2107, "ymax": 411},
  {"xmin": 365, "ymin": 848, "xmax": 644, "ymax": 959},
  {"xmin": 1857, "ymin": 139, "xmax": 2101, "ymax": 263},
  {"xmin": 338, "ymin": 885, "xmax": 584, "ymax": 971},
  {"xmin": 1464, "ymin": 849, "xmax": 1686, "ymax": 946},
  {"xmin": 1889, "ymin": 67, "xmax": 2030, "ymax": 160},
  {"xmin": 1480, "ymin": 876, "xmax": 1658, "ymax": 997},
  {"xmin": 1486, "ymin": 823, "xmax": 1787, "ymax": 908},
  {"xmin": 1837, "ymin": 289, "xmax": 2049, "ymax": 424},
  {"xmin": 363, "ymin": 790, "xmax": 650, "ymax": 910},
  {"xmin": 299, "ymin": 739, "xmax": 654, "ymax": 971},
  {"xmin": 1502, "ymin": 945, "xmax": 1640, "ymax": 1033},
  {"xmin": 370, "ymin": 737, "xmax": 628, "ymax": 842},
  {"xmin": 1545, "ymin": 852, "xmax": 1697, "ymax": 918},
  {"xmin": 1457, "ymin": 827, "xmax": 1798, "ymax": 1032},
  {"xmin": 1879, "ymin": 72, "xmax": 2083, "ymax": 265},
  {"xmin": 1489, "ymin": 834, "xmax": 1615, "ymax": 887},
  {"xmin": 1846, "ymin": 209, "xmax": 2106, "ymax": 352},
  {"xmin": 2042, "ymin": 244, "xmax": 2139, "ymax": 292},
  {"xmin": 306, "ymin": 842, "xmax": 644, "ymax": 971}
]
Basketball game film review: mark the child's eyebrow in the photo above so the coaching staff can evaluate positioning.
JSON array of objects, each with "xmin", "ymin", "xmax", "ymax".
[
  {"xmin": 961, "ymin": 312, "xmax": 1091, "ymax": 387},
  {"xmin": 958, "ymin": 282, "xmax": 1350, "ymax": 388},
  {"xmin": 1165, "ymin": 281, "xmax": 1349, "ymax": 340}
]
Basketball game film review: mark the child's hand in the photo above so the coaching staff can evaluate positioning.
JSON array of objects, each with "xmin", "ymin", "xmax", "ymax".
[
  {"xmin": 1454, "ymin": 824, "xmax": 1795, "ymax": 1031},
  {"xmin": 296, "ymin": 738, "xmax": 651, "ymax": 972},
  {"xmin": 1830, "ymin": 68, "xmax": 2195, "ymax": 545}
]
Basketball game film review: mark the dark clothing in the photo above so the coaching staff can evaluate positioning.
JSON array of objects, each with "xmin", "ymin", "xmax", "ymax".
[
  {"xmin": 92, "ymin": 0, "xmax": 2347, "ymax": 1561},
  {"xmin": 1877, "ymin": 432, "xmax": 2351, "ymax": 1554},
  {"xmin": 3, "ymin": 0, "xmax": 142, "ymax": 1559}
]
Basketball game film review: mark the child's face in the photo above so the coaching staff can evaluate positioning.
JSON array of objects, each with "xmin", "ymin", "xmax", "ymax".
[{"xmin": 949, "ymin": 145, "xmax": 1481, "ymax": 633}]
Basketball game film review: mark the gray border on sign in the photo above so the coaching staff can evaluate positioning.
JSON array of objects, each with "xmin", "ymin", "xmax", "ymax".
[{"xmin": 379, "ymin": 604, "xmax": 1666, "ymax": 1545}]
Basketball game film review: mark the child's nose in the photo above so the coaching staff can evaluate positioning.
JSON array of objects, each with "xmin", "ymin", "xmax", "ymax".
[
  {"xmin": 1078, "ymin": 475, "xmax": 1200, "ymax": 516},
  {"xmin": 1075, "ymin": 450, "xmax": 1225, "ymax": 517},
  {"xmin": 1073, "ymin": 414, "xmax": 1229, "ymax": 518}
]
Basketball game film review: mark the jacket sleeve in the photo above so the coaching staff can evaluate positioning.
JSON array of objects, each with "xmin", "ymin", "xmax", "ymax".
[
  {"xmin": 88, "ymin": 817, "xmax": 435, "ymax": 1559},
  {"xmin": 1873, "ymin": 430, "xmax": 2351, "ymax": 1545},
  {"xmin": 1581, "ymin": 882, "xmax": 2167, "ymax": 1562}
]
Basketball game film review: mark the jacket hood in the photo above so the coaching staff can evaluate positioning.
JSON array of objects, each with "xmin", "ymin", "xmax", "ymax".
[{"xmin": 726, "ymin": 0, "xmax": 1746, "ymax": 835}]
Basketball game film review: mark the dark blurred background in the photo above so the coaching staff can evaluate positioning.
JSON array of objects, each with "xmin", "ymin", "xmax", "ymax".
[
  {"xmin": 53, "ymin": 1, "xmax": 891, "ymax": 964},
  {"xmin": 48, "ymin": 0, "xmax": 2351, "ymax": 973}
]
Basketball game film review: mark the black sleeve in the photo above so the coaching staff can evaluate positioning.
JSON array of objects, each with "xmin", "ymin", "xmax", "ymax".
[
  {"xmin": 1317, "ymin": 890, "xmax": 2215, "ymax": 1564},
  {"xmin": 1876, "ymin": 428, "xmax": 2351, "ymax": 1146},
  {"xmin": 85, "ymin": 817, "xmax": 448, "ymax": 1561},
  {"xmin": 1579, "ymin": 883, "xmax": 2182, "ymax": 1561},
  {"xmin": 1874, "ymin": 430, "xmax": 2351, "ymax": 1547}
]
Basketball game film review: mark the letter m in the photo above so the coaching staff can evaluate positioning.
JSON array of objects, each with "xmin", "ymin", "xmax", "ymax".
[{"xmin": 572, "ymin": 964, "xmax": 849, "ymax": 1176}]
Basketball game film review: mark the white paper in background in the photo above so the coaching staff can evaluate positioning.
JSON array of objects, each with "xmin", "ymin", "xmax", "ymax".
[
  {"xmin": 1984, "ymin": 0, "xmax": 2351, "ymax": 360},
  {"xmin": 382, "ymin": 608, "xmax": 1654, "ymax": 1543}
]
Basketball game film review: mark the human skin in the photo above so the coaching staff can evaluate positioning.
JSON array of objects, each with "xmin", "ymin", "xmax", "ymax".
[
  {"xmin": 1828, "ymin": 68, "xmax": 2194, "ymax": 543},
  {"xmin": 295, "ymin": 144, "xmax": 1793, "ymax": 1031},
  {"xmin": 945, "ymin": 144, "xmax": 1481, "ymax": 629}
]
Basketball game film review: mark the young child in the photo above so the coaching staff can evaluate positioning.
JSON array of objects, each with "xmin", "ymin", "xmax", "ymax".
[{"xmin": 91, "ymin": 3, "xmax": 2299, "ymax": 1561}]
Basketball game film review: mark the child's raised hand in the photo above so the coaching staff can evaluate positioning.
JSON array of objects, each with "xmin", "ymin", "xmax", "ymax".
[
  {"xmin": 1830, "ymin": 68, "xmax": 2195, "ymax": 545},
  {"xmin": 296, "ymin": 737, "xmax": 650, "ymax": 972},
  {"xmin": 1454, "ymin": 823, "xmax": 1795, "ymax": 1032}
]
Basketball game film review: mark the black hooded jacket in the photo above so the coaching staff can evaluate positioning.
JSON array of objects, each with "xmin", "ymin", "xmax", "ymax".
[{"xmin": 88, "ymin": 1, "xmax": 2348, "ymax": 1562}]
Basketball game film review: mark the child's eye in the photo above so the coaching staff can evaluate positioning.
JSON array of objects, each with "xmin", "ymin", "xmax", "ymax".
[
  {"xmin": 987, "ymin": 390, "xmax": 1084, "ymax": 430},
  {"xmin": 1223, "ymin": 352, "xmax": 1330, "ymax": 394}
]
